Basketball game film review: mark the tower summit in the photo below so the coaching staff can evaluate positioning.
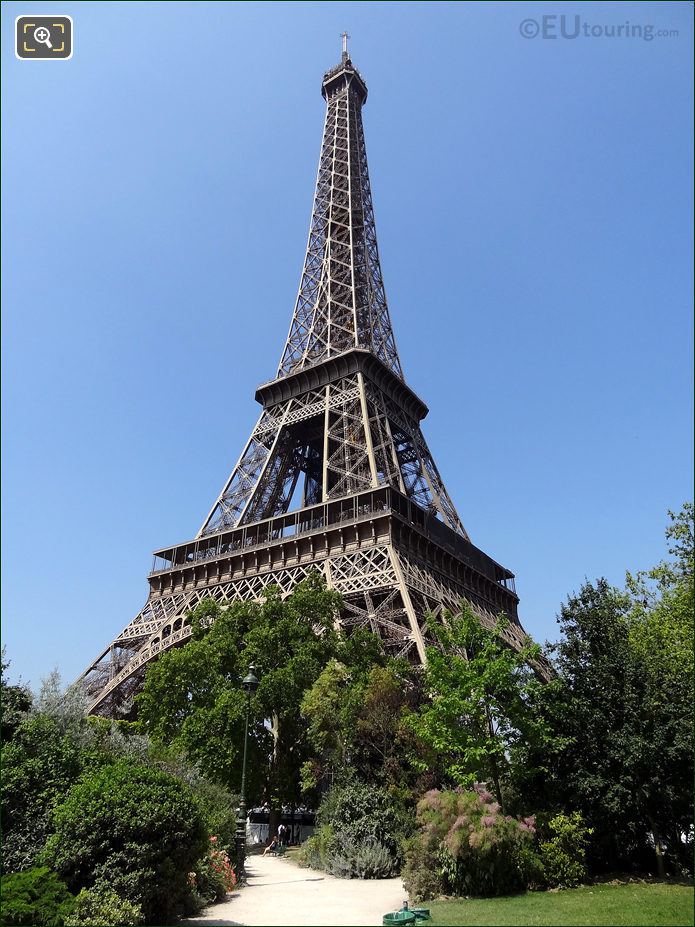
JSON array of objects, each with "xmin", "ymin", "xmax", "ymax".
[
  {"xmin": 80, "ymin": 48, "xmax": 531, "ymax": 716},
  {"xmin": 277, "ymin": 42, "xmax": 396, "ymax": 381}
]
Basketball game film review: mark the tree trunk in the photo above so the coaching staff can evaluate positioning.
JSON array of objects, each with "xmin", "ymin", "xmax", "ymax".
[
  {"xmin": 488, "ymin": 759, "xmax": 504, "ymax": 813},
  {"xmin": 267, "ymin": 713, "xmax": 281, "ymax": 840},
  {"xmin": 669, "ymin": 824, "xmax": 684, "ymax": 868},
  {"xmin": 268, "ymin": 807, "xmax": 280, "ymax": 841},
  {"xmin": 648, "ymin": 814, "xmax": 666, "ymax": 877},
  {"xmin": 484, "ymin": 705, "xmax": 505, "ymax": 812}
]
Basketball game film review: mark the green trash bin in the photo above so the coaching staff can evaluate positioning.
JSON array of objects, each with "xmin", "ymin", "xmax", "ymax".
[{"xmin": 383, "ymin": 912, "xmax": 416, "ymax": 926}]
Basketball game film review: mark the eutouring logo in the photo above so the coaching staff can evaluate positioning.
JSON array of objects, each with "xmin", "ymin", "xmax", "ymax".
[{"xmin": 519, "ymin": 15, "xmax": 679, "ymax": 41}]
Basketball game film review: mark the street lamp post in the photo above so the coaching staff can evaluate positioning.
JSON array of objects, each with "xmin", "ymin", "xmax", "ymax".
[{"xmin": 235, "ymin": 666, "xmax": 259, "ymax": 882}]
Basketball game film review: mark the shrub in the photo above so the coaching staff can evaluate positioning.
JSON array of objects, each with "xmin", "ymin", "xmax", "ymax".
[
  {"xmin": 403, "ymin": 786, "xmax": 540, "ymax": 900},
  {"xmin": 64, "ymin": 888, "xmax": 142, "ymax": 926},
  {"xmin": 299, "ymin": 782, "xmax": 408, "ymax": 879},
  {"xmin": 1, "ymin": 715, "xmax": 83, "ymax": 873},
  {"xmin": 146, "ymin": 743, "xmax": 239, "ymax": 854},
  {"xmin": 297, "ymin": 824, "xmax": 335, "ymax": 871},
  {"xmin": 189, "ymin": 780, "xmax": 239, "ymax": 854},
  {"xmin": 318, "ymin": 781, "xmax": 409, "ymax": 857},
  {"xmin": 299, "ymin": 826, "xmax": 400, "ymax": 879},
  {"xmin": 538, "ymin": 812, "xmax": 592, "ymax": 888},
  {"xmin": 192, "ymin": 837, "xmax": 237, "ymax": 903},
  {"xmin": 401, "ymin": 834, "xmax": 445, "ymax": 901},
  {"xmin": 1, "ymin": 699, "xmax": 149, "ymax": 875},
  {"xmin": 43, "ymin": 758, "xmax": 208, "ymax": 924},
  {"xmin": 329, "ymin": 834, "xmax": 397, "ymax": 879},
  {"xmin": 0, "ymin": 867, "xmax": 75, "ymax": 926}
]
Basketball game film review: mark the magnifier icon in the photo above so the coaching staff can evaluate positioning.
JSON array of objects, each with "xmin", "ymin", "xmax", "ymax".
[{"xmin": 34, "ymin": 26, "xmax": 53, "ymax": 49}]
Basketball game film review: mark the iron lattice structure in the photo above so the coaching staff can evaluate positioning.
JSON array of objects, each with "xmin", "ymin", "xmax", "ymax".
[{"xmin": 79, "ymin": 49, "xmax": 530, "ymax": 717}]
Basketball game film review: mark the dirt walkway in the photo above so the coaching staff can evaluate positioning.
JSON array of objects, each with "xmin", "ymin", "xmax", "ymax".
[{"xmin": 185, "ymin": 852, "xmax": 406, "ymax": 926}]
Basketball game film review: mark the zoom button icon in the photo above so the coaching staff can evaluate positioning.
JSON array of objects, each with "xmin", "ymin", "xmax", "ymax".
[{"xmin": 16, "ymin": 16, "xmax": 73, "ymax": 59}]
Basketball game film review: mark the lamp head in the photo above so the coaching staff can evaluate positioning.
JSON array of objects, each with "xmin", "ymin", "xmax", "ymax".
[{"xmin": 242, "ymin": 665, "xmax": 259, "ymax": 694}]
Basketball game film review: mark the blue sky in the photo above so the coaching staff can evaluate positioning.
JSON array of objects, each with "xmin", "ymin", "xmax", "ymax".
[{"xmin": 2, "ymin": 1, "xmax": 693, "ymax": 689}]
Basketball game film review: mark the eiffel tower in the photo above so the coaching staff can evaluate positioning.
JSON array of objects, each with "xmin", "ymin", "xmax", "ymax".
[{"xmin": 80, "ymin": 40, "xmax": 530, "ymax": 717}]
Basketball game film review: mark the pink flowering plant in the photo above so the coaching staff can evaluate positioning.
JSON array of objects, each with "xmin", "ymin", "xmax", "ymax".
[
  {"xmin": 403, "ymin": 785, "xmax": 541, "ymax": 900},
  {"xmin": 192, "ymin": 836, "xmax": 238, "ymax": 904}
]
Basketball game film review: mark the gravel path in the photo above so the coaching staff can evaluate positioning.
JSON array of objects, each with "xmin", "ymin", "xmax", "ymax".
[{"xmin": 184, "ymin": 853, "xmax": 406, "ymax": 926}]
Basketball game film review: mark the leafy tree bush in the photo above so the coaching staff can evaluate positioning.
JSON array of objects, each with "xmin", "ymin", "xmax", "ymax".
[
  {"xmin": 137, "ymin": 577, "xmax": 346, "ymax": 826},
  {"xmin": 43, "ymin": 758, "xmax": 208, "ymax": 924},
  {"xmin": 194, "ymin": 780, "xmax": 238, "ymax": 851},
  {"xmin": 297, "ymin": 824, "xmax": 335, "ymax": 871},
  {"xmin": 300, "ymin": 660, "xmax": 360, "ymax": 791},
  {"xmin": 32, "ymin": 672, "xmax": 91, "ymax": 737},
  {"xmin": 298, "ymin": 781, "xmax": 408, "ymax": 878},
  {"xmin": 0, "ymin": 651, "xmax": 32, "ymax": 742},
  {"xmin": 537, "ymin": 812, "xmax": 592, "ymax": 888},
  {"xmin": 1, "ymin": 674, "xmax": 148, "ymax": 875},
  {"xmin": 625, "ymin": 503, "xmax": 694, "ymax": 873},
  {"xmin": 0, "ymin": 867, "xmax": 75, "ymax": 926},
  {"xmin": 403, "ymin": 787, "xmax": 539, "ymax": 900},
  {"xmin": 147, "ymin": 743, "xmax": 239, "ymax": 853},
  {"xmin": 301, "ymin": 657, "xmax": 426, "ymax": 798},
  {"xmin": 407, "ymin": 608, "xmax": 548, "ymax": 809},
  {"xmin": 63, "ymin": 888, "xmax": 142, "ymax": 926},
  {"xmin": 318, "ymin": 780, "xmax": 409, "ymax": 856},
  {"xmin": 516, "ymin": 505, "xmax": 694, "ymax": 876},
  {"xmin": 329, "ymin": 835, "xmax": 397, "ymax": 879},
  {"xmin": 1, "ymin": 699, "xmax": 238, "ymax": 884},
  {"xmin": 1, "ymin": 715, "xmax": 83, "ymax": 873}
]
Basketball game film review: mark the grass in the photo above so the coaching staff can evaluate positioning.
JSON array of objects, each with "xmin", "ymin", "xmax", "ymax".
[{"xmin": 427, "ymin": 881, "xmax": 694, "ymax": 926}]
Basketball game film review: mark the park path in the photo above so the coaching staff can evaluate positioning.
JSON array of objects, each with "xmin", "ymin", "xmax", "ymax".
[{"xmin": 184, "ymin": 852, "xmax": 406, "ymax": 926}]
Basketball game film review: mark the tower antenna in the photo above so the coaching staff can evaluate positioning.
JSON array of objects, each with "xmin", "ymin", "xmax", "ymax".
[{"xmin": 341, "ymin": 31, "xmax": 350, "ymax": 61}]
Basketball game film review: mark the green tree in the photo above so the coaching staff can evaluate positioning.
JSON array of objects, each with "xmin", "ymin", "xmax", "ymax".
[
  {"xmin": 626, "ymin": 503, "xmax": 694, "ymax": 871},
  {"xmin": 2, "ymin": 668, "xmax": 239, "ymax": 891},
  {"xmin": 352, "ymin": 661, "xmax": 425, "ymax": 793},
  {"xmin": 300, "ymin": 659, "xmax": 359, "ymax": 791},
  {"xmin": 301, "ymin": 653, "xmax": 426, "ymax": 797},
  {"xmin": 137, "ymin": 575, "xmax": 347, "ymax": 828},
  {"xmin": 1, "ymin": 670, "xmax": 154, "ymax": 875},
  {"xmin": 136, "ymin": 625, "xmax": 255, "ymax": 791},
  {"xmin": 407, "ymin": 606, "xmax": 547, "ymax": 809},
  {"xmin": 526, "ymin": 579, "xmax": 645, "ymax": 869},
  {"xmin": 523, "ymin": 511, "xmax": 694, "ymax": 877},
  {"xmin": 1, "ymin": 650, "xmax": 32, "ymax": 742}
]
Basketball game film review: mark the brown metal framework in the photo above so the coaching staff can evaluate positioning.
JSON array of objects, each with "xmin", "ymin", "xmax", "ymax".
[{"xmin": 78, "ymin": 47, "xmax": 531, "ymax": 717}]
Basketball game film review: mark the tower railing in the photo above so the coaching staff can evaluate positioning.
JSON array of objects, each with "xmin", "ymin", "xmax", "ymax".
[{"xmin": 150, "ymin": 485, "xmax": 515, "ymax": 594}]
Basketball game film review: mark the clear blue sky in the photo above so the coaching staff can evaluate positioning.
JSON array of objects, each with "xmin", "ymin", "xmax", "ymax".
[{"xmin": 2, "ymin": 1, "xmax": 693, "ymax": 689}]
